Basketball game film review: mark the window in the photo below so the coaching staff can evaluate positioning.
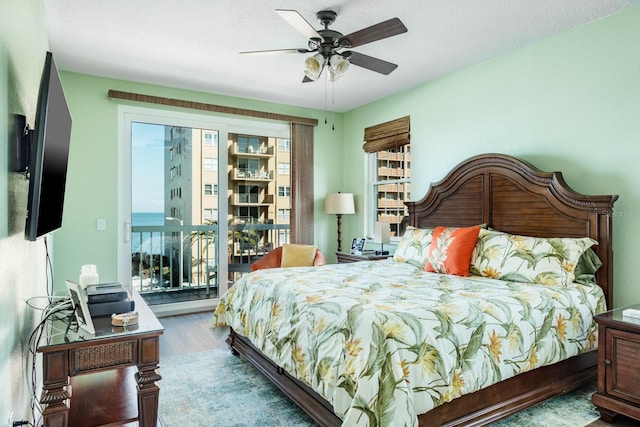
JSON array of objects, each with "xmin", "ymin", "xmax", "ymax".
[
  {"xmin": 278, "ymin": 138, "xmax": 290, "ymax": 151},
  {"xmin": 238, "ymin": 185, "xmax": 259, "ymax": 204},
  {"xmin": 203, "ymin": 157, "xmax": 216, "ymax": 171},
  {"xmin": 364, "ymin": 116, "xmax": 411, "ymax": 239},
  {"xmin": 278, "ymin": 209, "xmax": 290, "ymax": 220},
  {"xmin": 203, "ymin": 131, "xmax": 218, "ymax": 146},
  {"xmin": 204, "ymin": 183, "xmax": 218, "ymax": 196},
  {"xmin": 238, "ymin": 136, "xmax": 260, "ymax": 153},
  {"xmin": 238, "ymin": 206, "xmax": 260, "ymax": 220},
  {"xmin": 278, "ymin": 162, "xmax": 290, "ymax": 175},
  {"xmin": 238, "ymin": 158, "xmax": 259, "ymax": 176},
  {"xmin": 278, "ymin": 186, "xmax": 291, "ymax": 197},
  {"xmin": 203, "ymin": 208, "xmax": 218, "ymax": 222}
]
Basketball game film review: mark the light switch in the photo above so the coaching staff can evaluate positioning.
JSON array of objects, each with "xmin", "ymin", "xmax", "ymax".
[{"xmin": 97, "ymin": 219, "xmax": 106, "ymax": 231}]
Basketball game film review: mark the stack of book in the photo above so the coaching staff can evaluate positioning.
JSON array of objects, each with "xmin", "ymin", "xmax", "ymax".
[
  {"xmin": 352, "ymin": 249, "xmax": 376, "ymax": 256},
  {"xmin": 86, "ymin": 283, "xmax": 135, "ymax": 317}
]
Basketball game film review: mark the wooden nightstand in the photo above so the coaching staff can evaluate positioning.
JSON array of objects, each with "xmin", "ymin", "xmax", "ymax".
[
  {"xmin": 336, "ymin": 252, "xmax": 390, "ymax": 263},
  {"xmin": 592, "ymin": 305, "xmax": 640, "ymax": 423}
]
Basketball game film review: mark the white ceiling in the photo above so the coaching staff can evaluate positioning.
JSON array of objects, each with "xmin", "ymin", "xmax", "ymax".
[{"xmin": 43, "ymin": 0, "xmax": 639, "ymax": 112}]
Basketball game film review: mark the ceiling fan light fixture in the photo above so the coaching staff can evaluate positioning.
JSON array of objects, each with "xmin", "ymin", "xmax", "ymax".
[
  {"xmin": 304, "ymin": 53, "xmax": 324, "ymax": 81},
  {"xmin": 329, "ymin": 54, "xmax": 350, "ymax": 81}
]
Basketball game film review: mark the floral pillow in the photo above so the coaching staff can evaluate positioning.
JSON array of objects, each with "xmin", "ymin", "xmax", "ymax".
[
  {"xmin": 470, "ymin": 228, "xmax": 597, "ymax": 286},
  {"xmin": 424, "ymin": 225, "xmax": 482, "ymax": 276},
  {"xmin": 392, "ymin": 226, "xmax": 434, "ymax": 268}
]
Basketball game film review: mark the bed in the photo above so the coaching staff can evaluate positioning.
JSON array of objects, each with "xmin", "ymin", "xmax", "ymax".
[{"xmin": 212, "ymin": 153, "xmax": 618, "ymax": 426}]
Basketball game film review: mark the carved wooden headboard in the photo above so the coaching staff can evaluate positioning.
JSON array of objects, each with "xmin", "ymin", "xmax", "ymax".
[{"xmin": 406, "ymin": 153, "xmax": 619, "ymax": 307}]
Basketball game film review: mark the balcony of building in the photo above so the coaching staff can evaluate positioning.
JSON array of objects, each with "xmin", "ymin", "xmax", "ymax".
[
  {"xmin": 131, "ymin": 221, "xmax": 289, "ymax": 306},
  {"xmin": 230, "ymin": 143, "xmax": 273, "ymax": 157},
  {"xmin": 231, "ymin": 193, "xmax": 274, "ymax": 206},
  {"xmin": 378, "ymin": 166, "xmax": 411, "ymax": 178},
  {"xmin": 232, "ymin": 168, "xmax": 273, "ymax": 181},
  {"xmin": 377, "ymin": 151, "xmax": 411, "ymax": 162},
  {"xmin": 378, "ymin": 198, "xmax": 406, "ymax": 208},
  {"xmin": 378, "ymin": 183, "xmax": 411, "ymax": 193}
]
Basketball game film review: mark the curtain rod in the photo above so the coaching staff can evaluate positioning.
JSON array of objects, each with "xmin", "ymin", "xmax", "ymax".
[{"xmin": 107, "ymin": 90, "xmax": 318, "ymax": 126}]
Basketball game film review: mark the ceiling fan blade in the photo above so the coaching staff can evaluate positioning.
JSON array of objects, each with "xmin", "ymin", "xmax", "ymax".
[
  {"xmin": 240, "ymin": 48, "xmax": 309, "ymax": 55},
  {"xmin": 339, "ymin": 18, "xmax": 407, "ymax": 48},
  {"xmin": 346, "ymin": 51, "xmax": 398, "ymax": 75},
  {"xmin": 276, "ymin": 9, "xmax": 324, "ymax": 42}
]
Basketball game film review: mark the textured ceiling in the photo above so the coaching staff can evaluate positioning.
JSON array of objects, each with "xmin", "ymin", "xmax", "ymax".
[{"xmin": 43, "ymin": 0, "xmax": 639, "ymax": 112}]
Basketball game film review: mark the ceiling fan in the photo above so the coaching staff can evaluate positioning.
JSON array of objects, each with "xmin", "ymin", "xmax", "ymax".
[{"xmin": 241, "ymin": 9, "xmax": 408, "ymax": 82}]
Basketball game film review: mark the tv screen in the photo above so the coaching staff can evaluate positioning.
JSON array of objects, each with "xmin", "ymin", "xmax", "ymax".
[{"xmin": 25, "ymin": 51, "xmax": 73, "ymax": 241}]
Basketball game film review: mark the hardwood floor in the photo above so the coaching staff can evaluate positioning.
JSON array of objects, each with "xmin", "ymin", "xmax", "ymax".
[{"xmin": 158, "ymin": 311, "xmax": 228, "ymax": 358}]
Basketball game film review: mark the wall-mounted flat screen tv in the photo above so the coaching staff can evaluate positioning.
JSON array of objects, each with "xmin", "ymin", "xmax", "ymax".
[{"xmin": 25, "ymin": 51, "xmax": 73, "ymax": 241}]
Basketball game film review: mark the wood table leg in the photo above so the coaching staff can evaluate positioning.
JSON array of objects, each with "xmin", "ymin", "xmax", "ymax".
[
  {"xmin": 136, "ymin": 335, "xmax": 162, "ymax": 427},
  {"xmin": 40, "ymin": 351, "xmax": 70, "ymax": 427}
]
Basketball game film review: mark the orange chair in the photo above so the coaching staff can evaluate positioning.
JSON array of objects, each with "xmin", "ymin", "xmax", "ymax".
[{"xmin": 251, "ymin": 245, "xmax": 327, "ymax": 271}]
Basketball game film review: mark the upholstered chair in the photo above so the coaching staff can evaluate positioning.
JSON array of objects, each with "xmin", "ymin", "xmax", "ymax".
[{"xmin": 251, "ymin": 244, "xmax": 327, "ymax": 271}]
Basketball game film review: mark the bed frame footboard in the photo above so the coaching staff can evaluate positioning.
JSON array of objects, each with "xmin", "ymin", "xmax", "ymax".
[{"xmin": 228, "ymin": 328, "xmax": 597, "ymax": 426}]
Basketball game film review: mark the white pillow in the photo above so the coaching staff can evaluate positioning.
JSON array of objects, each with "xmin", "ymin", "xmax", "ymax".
[{"xmin": 392, "ymin": 226, "xmax": 434, "ymax": 268}]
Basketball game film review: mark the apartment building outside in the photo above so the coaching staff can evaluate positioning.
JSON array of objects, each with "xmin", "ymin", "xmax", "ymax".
[{"xmin": 163, "ymin": 126, "xmax": 291, "ymax": 285}]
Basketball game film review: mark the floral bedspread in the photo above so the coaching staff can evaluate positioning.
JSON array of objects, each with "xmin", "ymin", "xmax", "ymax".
[{"xmin": 211, "ymin": 260, "xmax": 605, "ymax": 427}]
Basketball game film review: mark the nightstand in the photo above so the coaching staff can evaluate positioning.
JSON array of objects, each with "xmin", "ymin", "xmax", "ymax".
[
  {"xmin": 336, "ymin": 252, "xmax": 390, "ymax": 263},
  {"xmin": 37, "ymin": 291, "xmax": 163, "ymax": 427},
  {"xmin": 591, "ymin": 305, "xmax": 640, "ymax": 423}
]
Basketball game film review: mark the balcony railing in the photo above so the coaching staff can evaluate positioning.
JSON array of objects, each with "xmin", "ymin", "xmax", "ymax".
[
  {"xmin": 233, "ymin": 169, "xmax": 273, "ymax": 180},
  {"xmin": 131, "ymin": 222, "xmax": 290, "ymax": 301},
  {"xmin": 231, "ymin": 144, "xmax": 273, "ymax": 156},
  {"xmin": 233, "ymin": 193, "xmax": 274, "ymax": 205}
]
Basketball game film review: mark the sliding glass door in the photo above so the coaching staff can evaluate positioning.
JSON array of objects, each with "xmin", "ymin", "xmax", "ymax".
[{"xmin": 117, "ymin": 106, "xmax": 290, "ymax": 313}]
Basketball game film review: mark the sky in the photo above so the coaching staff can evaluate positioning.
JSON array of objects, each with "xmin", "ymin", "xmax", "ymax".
[{"xmin": 131, "ymin": 122, "xmax": 165, "ymax": 213}]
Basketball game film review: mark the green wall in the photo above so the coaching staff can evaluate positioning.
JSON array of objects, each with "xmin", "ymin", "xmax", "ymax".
[
  {"xmin": 53, "ymin": 73, "xmax": 344, "ymax": 288},
  {"xmin": 0, "ymin": 0, "xmax": 51, "ymax": 422},
  {"xmin": 2, "ymin": 1, "xmax": 639, "ymax": 423},
  {"xmin": 343, "ymin": 5, "xmax": 640, "ymax": 307}
]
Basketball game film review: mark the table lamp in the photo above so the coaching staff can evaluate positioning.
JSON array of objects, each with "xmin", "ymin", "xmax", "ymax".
[
  {"xmin": 374, "ymin": 222, "xmax": 390, "ymax": 255},
  {"xmin": 324, "ymin": 193, "xmax": 355, "ymax": 252}
]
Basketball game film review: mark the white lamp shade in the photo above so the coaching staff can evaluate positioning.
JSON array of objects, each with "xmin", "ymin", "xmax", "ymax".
[
  {"xmin": 374, "ymin": 222, "xmax": 391, "ymax": 244},
  {"xmin": 324, "ymin": 193, "xmax": 355, "ymax": 215},
  {"xmin": 304, "ymin": 54, "xmax": 324, "ymax": 81},
  {"xmin": 329, "ymin": 54, "xmax": 350, "ymax": 82}
]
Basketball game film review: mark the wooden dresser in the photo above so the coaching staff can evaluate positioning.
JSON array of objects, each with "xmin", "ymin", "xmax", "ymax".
[{"xmin": 592, "ymin": 305, "xmax": 640, "ymax": 423}]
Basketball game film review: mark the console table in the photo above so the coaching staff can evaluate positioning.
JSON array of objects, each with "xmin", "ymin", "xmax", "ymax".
[{"xmin": 37, "ymin": 291, "xmax": 163, "ymax": 427}]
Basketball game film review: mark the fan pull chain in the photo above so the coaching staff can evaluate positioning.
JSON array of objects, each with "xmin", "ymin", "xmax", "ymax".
[
  {"xmin": 324, "ymin": 71, "xmax": 328, "ymax": 125},
  {"xmin": 332, "ymin": 81, "xmax": 335, "ymax": 131}
]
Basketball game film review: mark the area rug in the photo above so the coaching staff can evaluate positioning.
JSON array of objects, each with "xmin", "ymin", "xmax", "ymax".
[{"xmin": 158, "ymin": 348, "xmax": 600, "ymax": 427}]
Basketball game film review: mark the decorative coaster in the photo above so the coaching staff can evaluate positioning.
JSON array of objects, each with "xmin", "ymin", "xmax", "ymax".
[{"xmin": 111, "ymin": 311, "xmax": 139, "ymax": 327}]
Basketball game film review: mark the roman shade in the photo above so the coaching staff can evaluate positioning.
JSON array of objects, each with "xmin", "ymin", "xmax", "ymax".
[{"xmin": 362, "ymin": 115, "xmax": 410, "ymax": 153}]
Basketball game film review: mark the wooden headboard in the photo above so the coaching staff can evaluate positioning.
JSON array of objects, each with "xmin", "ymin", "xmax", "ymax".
[{"xmin": 406, "ymin": 153, "xmax": 619, "ymax": 308}]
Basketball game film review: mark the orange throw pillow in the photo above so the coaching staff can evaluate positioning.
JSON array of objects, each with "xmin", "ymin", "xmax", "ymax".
[{"xmin": 424, "ymin": 225, "xmax": 482, "ymax": 276}]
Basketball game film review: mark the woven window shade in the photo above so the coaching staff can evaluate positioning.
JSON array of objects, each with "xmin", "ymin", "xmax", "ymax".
[{"xmin": 362, "ymin": 116, "xmax": 410, "ymax": 153}]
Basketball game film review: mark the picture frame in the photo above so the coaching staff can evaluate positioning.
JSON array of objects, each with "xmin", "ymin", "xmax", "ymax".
[
  {"xmin": 350, "ymin": 237, "xmax": 366, "ymax": 254},
  {"xmin": 66, "ymin": 280, "xmax": 95, "ymax": 334}
]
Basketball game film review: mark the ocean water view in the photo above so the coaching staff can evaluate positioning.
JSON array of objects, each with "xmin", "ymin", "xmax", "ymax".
[
  {"xmin": 132, "ymin": 212, "xmax": 165, "ymax": 226},
  {"xmin": 132, "ymin": 212, "xmax": 165, "ymax": 254}
]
